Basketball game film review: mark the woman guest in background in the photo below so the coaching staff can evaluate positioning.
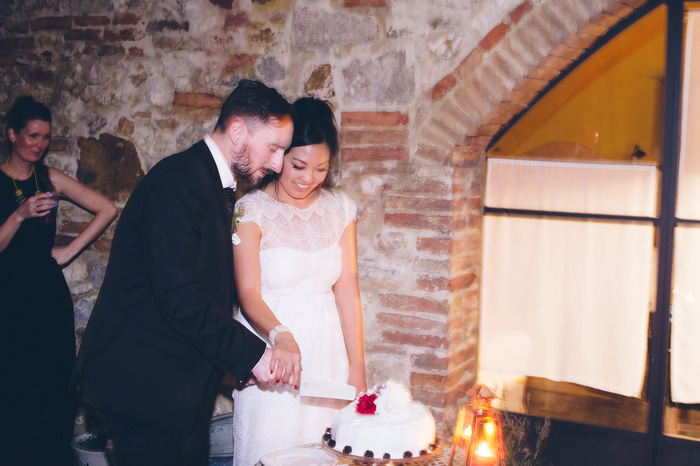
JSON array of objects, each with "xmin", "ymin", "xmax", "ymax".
[
  {"xmin": 232, "ymin": 97, "xmax": 367, "ymax": 466},
  {"xmin": 0, "ymin": 96, "xmax": 117, "ymax": 465}
]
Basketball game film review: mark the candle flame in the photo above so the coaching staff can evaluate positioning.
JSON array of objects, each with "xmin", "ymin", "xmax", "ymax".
[
  {"xmin": 475, "ymin": 441, "xmax": 494, "ymax": 458},
  {"xmin": 464, "ymin": 425, "xmax": 472, "ymax": 438},
  {"xmin": 484, "ymin": 421, "xmax": 496, "ymax": 436}
]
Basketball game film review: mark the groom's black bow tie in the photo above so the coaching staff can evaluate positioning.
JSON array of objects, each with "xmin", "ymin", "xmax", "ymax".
[{"xmin": 223, "ymin": 187, "xmax": 236, "ymax": 232}]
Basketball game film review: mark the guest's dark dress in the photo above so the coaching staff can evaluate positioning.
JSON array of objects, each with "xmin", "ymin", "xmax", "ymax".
[{"xmin": 0, "ymin": 169, "xmax": 75, "ymax": 465}]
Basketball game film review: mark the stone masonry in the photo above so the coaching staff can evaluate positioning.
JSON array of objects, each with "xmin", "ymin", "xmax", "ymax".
[{"xmin": 0, "ymin": 0, "xmax": 650, "ymax": 434}]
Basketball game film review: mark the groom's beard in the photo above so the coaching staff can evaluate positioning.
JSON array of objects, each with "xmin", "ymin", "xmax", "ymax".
[{"xmin": 230, "ymin": 143, "xmax": 274, "ymax": 189}]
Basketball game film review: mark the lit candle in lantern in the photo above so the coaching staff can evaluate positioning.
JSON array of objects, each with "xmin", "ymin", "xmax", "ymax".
[{"xmin": 464, "ymin": 385, "xmax": 505, "ymax": 466}]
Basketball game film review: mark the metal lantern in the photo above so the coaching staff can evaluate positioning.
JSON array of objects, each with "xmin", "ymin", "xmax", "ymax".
[{"xmin": 449, "ymin": 385, "xmax": 505, "ymax": 466}]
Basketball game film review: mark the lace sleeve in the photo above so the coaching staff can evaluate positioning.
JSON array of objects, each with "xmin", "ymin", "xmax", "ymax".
[
  {"xmin": 341, "ymin": 191, "xmax": 357, "ymax": 229},
  {"xmin": 235, "ymin": 191, "xmax": 262, "ymax": 227}
]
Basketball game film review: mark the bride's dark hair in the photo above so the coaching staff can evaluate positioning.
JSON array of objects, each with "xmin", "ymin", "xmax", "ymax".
[{"xmin": 259, "ymin": 97, "xmax": 339, "ymax": 190}]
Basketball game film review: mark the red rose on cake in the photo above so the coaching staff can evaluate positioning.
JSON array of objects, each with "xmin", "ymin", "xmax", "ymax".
[{"xmin": 356, "ymin": 392, "xmax": 378, "ymax": 414}]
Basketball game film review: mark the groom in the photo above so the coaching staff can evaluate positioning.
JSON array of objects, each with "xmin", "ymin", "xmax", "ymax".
[{"xmin": 72, "ymin": 80, "xmax": 301, "ymax": 466}]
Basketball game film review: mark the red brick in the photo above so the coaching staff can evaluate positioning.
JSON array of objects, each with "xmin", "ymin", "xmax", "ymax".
[
  {"xmin": 59, "ymin": 220, "xmax": 89, "ymax": 235},
  {"xmin": 173, "ymin": 92, "xmax": 223, "ymax": 108},
  {"xmin": 90, "ymin": 237, "xmax": 113, "ymax": 252},
  {"xmin": 593, "ymin": 12, "xmax": 624, "ymax": 29},
  {"xmin": 417, "ymin": 237, "xmax": 450, "ymax": 255},
  {"xmin": 476, "ymin": 124, "xmax": 501, "ymax": 137},
  {"xmin": 378, "ymin": 293, "xmax": 447, "ymax": 314},
  {"xmin": 606, "ymin": 3, "xmax": 635, "ymax": 17},
  {"xmin": 341, "ymin": 111, "xmax": 408, "ymax": 127},
  {"xmin": 345, "ymin": 0, "xmax": 386, "ymax": 6},
  {"xmin": 23, "ymin": 67, "xmax": 54, "ymax": 81},
  {"xmin": 455, "ymin": 49, "xmax": 484, "ymax": 79},
  {"xmin": 381, "ymin": 330, "xmax": 448, "ymax": 350},
  {"xmin": 225, "ymin": 12, "xmax": 249, "ymax": 28},
  {"xmin": 0, "ymin": 38, "xmax": 33, "ymax": 51},
  {"xmin": 54, "ymin": 234, "xmax": 73, "ymax": 247},
  {"xmin": 526, "ymin": 66, "xmax": 560, "ymax": 81},
  {"xmin": 224, "ymin": 53, "xmax": 256, "ymax": 70},
  {"xmin": 30, "ymin": 16, "xmax": 72, "ymax": 31},
  {"xmin": 49, "ymin": 139, "xmax": 68, "ymax": 152},
  {"xmin": 128, "ymin": 47, "xmax": 144, "ymax": 57},
  {"xmin": 384, "ymin": 213, "xmax": 451, "ymax": 231},
  {"xmin": 113, "ymin": 13, "xmax": 141, "ymax": 26},
  {"xmin": 515, "ymin": 76, "xmax": 548, "ymax": 93},
  {"xmin": 0, "ymin": 54, "xmax": 15, "ymax": 66},
  {"xmin": 416, "ymin": 275, "xmax": 449, "ymax": 292},
  {"xmin": 539, "ymin": 54, "xmax": 571, "ymax": 70},
  {"xmin": 509, "ymin": 2, "xmax": 533, "ymax": 25},
  {"xmin": 377, "ymin": 313, "xmax": 448, "ymax": 333},
  {"xmin": 478, "ymin": 22, "xmax": 509, "ymax": 53},
  {"xmin": 341, "ymin": 146, "xmax": 409, "ymax": 162},
  {"xmin": 449, "ymin": 272, "xmax": 477, "ymax": 291},
  {"xmin": 432, "ymin": 73, "xmax": 457, "ymax": 101},
  {"xmin": 383, "ymin": 179, "xmax": 450, "ymax": 196},
  {"xmin": 146, "ymin": 20, "xmax": 189, "ymax": 32},
  {"xmin": 73, "ymin": 16, "xmax": 110, "ymax": 27},
  {"xmin": 411, "ymin": 353, "xmax": 447, "ymax": 372},
  {"xmin": 341, "ymin": 129, "xmax": 407, "ymax": 146},
  {"xmin": 506, "ymin": 89, "xmax": 538, "ymax": 106},
  {"xmin": 549, "ymin": 43, "xmax": 583, "ymax": 61},
  {"xmin": 384, "ymin": 195, "xmax": 451, "ymax": 213},
  {"xmin": 410, "ymin": 372, "xmax": 446, "ymax": 391},
  {"xmin": 415, "ymin": 144, "xmax": 449, "ymax": 165},
  {"xmin": 580, "ymin": 22, "xmax": 609, "ymax": 39},
  {"xmin": 209, "ymin": 0, "xmax": 234, "ymax": 9},
  {"xmin": 64, "ymin": 29, "xmax": 101, "ymax": 41},
  {"xmin": 103, "ymin": 28, "xmax": 145, "ymax": 42},
  {"xmin": 564, "ymin": 32, "xmax": 598, "ymax": 50},
  {"xmin": 412, "ymin": 388, "xmax": 446, "ymax": 407}
]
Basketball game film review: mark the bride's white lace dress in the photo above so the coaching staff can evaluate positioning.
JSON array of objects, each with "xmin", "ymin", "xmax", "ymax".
[{"xmin": 232, "ymin": 188, "xmax": 355, "ymax": 466}]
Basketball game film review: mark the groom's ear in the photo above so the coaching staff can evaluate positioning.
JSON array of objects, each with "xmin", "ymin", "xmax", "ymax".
[{"xmin": 227, "ymin": 117, "xmax": 247, "ymax": 148}]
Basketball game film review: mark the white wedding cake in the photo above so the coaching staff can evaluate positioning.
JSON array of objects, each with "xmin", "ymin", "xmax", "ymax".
[{"xmin": 324, "ymin": 381, "xmax": 437, "ymax": 460}]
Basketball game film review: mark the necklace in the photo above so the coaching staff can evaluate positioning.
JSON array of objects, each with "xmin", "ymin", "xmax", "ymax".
[{"xmin": 6, "ymin": 159, "xmax": 40, "ymax": 206}]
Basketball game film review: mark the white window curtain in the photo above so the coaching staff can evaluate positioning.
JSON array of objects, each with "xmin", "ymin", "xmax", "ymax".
[
  {"xmin": 670, "ymin": 10, "xmax": 700, "ymax": 404},
  {"xmin": 481, "ymin": 158, "xmax": 657, "ymax": 398}
]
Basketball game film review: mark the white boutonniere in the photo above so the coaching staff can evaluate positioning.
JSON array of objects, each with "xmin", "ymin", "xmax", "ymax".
[{"xmin": 231, "ymin": 206, "xmax": 244, "ymax": 245}]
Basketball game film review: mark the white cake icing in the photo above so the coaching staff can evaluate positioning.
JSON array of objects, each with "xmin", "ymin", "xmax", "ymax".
[{"xmin": 325, "ymin": 382, "xmax": 437, "ymax": 460}]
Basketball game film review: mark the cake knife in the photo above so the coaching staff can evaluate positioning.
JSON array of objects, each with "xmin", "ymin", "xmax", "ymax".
[{"xmin": 299, "ymin": 371, "xmax": 356, "ymax": 401}]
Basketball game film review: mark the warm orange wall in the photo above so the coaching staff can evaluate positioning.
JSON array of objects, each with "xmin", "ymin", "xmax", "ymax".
[{"xmin": 490, "ymin": 6, "xmax": 666, "ymax": 163}]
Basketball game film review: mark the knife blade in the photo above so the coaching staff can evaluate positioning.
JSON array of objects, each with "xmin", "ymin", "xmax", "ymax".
[{"xmin": 299, "ymin": 371, "xmax": 356, "ymax": 401}]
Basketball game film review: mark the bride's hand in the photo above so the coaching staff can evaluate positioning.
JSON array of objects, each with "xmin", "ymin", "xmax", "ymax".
[{"xmin": 270, "ymin": 332, "xmax": 302, "ymax": 388}]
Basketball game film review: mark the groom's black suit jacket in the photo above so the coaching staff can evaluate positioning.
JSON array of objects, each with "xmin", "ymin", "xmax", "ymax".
[{"xmin": 73, "ymin": 141, "xmax": 265, "ymax": 434}]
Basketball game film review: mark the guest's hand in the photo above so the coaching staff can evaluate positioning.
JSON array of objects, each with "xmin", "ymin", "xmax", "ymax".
[
  {"xmin": 15, "ymin": 192, "xmax": 55, "ymax": 220},
  {"xmin": 269, "ymin": 332, "xmax": 302, "ymax": 388},
  {"xmin": 52, "ymin": 245, "xmax": 76, "ymax": 266}
]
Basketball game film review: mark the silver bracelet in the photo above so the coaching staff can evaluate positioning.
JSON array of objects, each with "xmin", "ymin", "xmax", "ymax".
[{"xmin": 268, "ymin": 324, "xmax": 292, "ymax": 347}]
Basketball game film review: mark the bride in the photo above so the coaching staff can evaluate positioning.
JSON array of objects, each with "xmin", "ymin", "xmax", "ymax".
[{"xmin": 232, "ymin": 97, "xmax": 367, "ymax": 466}]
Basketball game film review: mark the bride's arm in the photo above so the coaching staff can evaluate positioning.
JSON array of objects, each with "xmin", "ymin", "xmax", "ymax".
[
  {"xmin": 234, "ymin": 221, "xmax": 302, "ymax": 387},
  {"xmin": 333, "ymin": 220, "xmax": 367, "ymax": 394}
]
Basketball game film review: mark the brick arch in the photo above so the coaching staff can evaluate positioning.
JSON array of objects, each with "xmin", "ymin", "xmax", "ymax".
[{"xmin": 414, "ymin": 0, "xmax": 652, "ymax": 426}]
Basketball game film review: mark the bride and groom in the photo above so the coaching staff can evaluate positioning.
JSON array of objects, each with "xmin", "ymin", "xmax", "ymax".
[{"xmin": 72, "ymin": 80, "xmax": 366, "ymax": 466}]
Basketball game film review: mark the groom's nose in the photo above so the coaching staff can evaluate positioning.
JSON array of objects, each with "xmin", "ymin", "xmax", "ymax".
[{"xmin": 269, "ymin": 149, "xmax": 284, "ymax": 173}]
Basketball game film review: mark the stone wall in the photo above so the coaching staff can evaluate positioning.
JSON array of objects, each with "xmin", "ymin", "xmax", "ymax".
[{"xmin": 0, "ymin": 0, "xmax": 650, "ymax": 433}]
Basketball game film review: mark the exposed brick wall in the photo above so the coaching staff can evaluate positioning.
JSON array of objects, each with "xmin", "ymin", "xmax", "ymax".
[{"xmin": 0, "ymin": 0, "xmax": 651, "ymax": 434}]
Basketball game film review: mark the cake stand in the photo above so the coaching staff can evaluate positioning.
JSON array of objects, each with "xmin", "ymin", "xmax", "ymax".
[{"xmin": 321, "ymin": 436, "xmax": 444, "ymax": 466}]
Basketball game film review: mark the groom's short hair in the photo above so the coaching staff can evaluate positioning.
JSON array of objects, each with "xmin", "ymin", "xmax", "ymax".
[{"xmin": 214, "ymin": 79, "xmax": 292, "ymax": 133}]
